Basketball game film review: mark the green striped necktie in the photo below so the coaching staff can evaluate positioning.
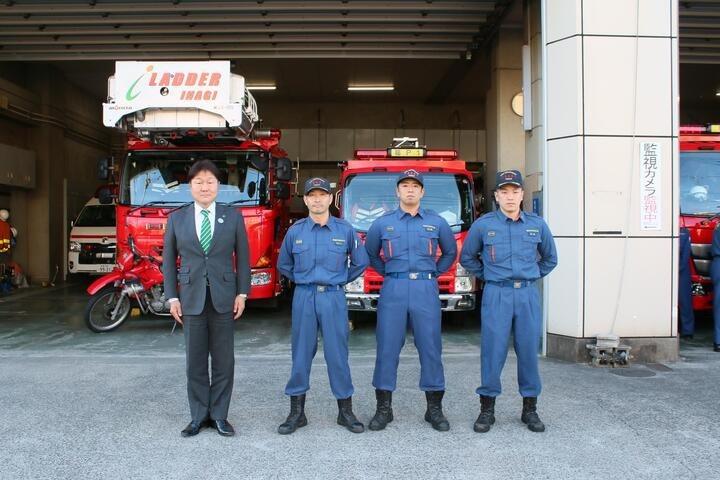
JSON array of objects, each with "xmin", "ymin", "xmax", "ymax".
[{"xmin": 200, "ymin": 209, "xmax": 212, "ymax": 253}]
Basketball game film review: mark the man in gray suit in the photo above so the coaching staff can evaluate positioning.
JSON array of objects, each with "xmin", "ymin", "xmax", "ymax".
[{"xmin": 163, "ymin": 159, "xmax": 251, "ymax": 437}]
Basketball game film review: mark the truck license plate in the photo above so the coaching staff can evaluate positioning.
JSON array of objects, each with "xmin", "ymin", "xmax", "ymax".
[
  {"xmin": 97, "ymin": 264, "xmax": 115, "ymax": 273},
  {"xmin": 388, "ymin": 148, "xmax": 425, "ymax": 157}
]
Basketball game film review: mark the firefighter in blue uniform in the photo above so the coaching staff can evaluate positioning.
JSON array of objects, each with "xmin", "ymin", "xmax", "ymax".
[
  {"xmin": 460, "ymin": 170, "xmax": 557, "ymax": 433},
  {"xmin": 277, "ymin": 177, "xmax": 369, "ymax": 434},
  {"xmin": 678, "ymin": 227, "xmax": 696, "ymax": 340},
  {"xmin": 364, "ymin": 169, "xmax": 457, "ymax": 432},
  {"xmin": 707, "ymin": 225, "xmax": 720, "ymax": 352}
]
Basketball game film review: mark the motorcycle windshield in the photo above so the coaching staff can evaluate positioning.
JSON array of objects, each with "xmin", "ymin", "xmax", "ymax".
[
  {"xmin": 342, "ymin": 172, "xmax": 474, "ymax": 233},
  {"xmin": 681, "ymin": 151, "xmax": 720, "ymax": 216},
  {"xmin": 119, "ymin": 150, "xmax": 268, "ymax": 206}
]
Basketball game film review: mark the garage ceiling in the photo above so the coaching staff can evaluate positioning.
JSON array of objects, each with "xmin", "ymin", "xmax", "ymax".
[
  {"xmin": 0, "ymin": 1, "xmax": 504, "ymax": 61},
  {"xmin": 681, "ymin": 0, "xmax": 720, "ymax": 64},
  {"xmin": 1, "ymin": 1, "xmax": 717, "ymax": 113}
]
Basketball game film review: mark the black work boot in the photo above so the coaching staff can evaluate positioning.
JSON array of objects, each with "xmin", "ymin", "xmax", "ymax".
[
  {"xmin": 521, "ymin": 397, "xmax": 546, "ymax": 432},
  {"xmin": 337, "ymin": 397, "xmax": 364, "ymax": 433},
  {"xmin": 424, "ymin": 391, "xmax": 450, "ymax": 431},
  {"xmin": 473, "ymin": 395, "xmax": 496, "ymax": 433},
  {"xmin": 277, "ymin": 394, "xmax": 307, "ymax": 435},
  {"xmin": 368, "ymin": 389, "xmax": 393, "ymax": 431}
]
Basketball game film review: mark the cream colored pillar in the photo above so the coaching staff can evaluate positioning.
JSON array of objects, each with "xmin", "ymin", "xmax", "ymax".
[
  {"xmin": 485, "ymin": 28, "xmax": 526, "ymax": 204},
  {"xmin": 541, "ymin": 0, "xmax": 679, "ymax": 362}
]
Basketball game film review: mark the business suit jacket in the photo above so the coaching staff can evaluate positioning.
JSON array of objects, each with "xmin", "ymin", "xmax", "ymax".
[{"xmin": 163, "ymin": 203, "xmax": 251, "ymax": 315}]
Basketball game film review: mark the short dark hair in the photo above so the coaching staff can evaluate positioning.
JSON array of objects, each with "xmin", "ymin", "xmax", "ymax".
[{"xmin": 188, "ymin": 159, "xmax": 221, "ymax": 182}]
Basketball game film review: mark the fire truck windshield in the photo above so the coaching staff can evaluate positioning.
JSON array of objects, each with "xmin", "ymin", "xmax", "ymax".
[
  {"xmin": 119, "ymin": 150, "xmax": 268, "ymax": 206},
  {"xmin": 342, "ymin": 173, "xmax": 473, "ymax": 233},
  {"xmin": 680, "ymin": 151, "xmax": 720, "ymax": 215}
]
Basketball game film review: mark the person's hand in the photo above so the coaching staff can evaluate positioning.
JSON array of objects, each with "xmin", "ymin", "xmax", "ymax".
[
  {"xmin": 233, "ymin": 295, "xmax": 246, "ymax": 320},
  {"xmin": 169, "ymin": 300, "xmax": 183, "ymax": 325}
]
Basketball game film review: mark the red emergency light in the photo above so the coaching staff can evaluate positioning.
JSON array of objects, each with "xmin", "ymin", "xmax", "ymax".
[
  {"xmin": 680, "ymin": 125, "xmax": 720, "ymax": 134},
  {"xmin": 355, "ymin": 149, "xmax": 388, "ymax": 158},
  {"xmin": 426, "ymin": 150, "xmax": 458, "ymax": 158}
]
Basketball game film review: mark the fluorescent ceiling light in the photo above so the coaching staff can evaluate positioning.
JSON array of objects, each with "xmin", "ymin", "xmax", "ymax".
[
  {"xmin": 247, "ymin": 84, "xmax": 276, "ymax": 91},
  {"xmin": 348, "ymin": 85, "xmax": 394, "ymax": 91}
]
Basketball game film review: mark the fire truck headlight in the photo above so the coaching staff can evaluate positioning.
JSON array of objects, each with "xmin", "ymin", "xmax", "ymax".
[
  {"xmin": 251, "ymin": 271, "xmax": 272, "ymax": 286},
  {"xmin": 456, "ymin": 263, "xmax": 469, "ymax": 276},
  {"xmin": 70, "ymin": 241, "xmax": 81, "ymax": 252},
  {"xmin": 454, "ymin": 276, "xmax": 473, "ymax": 293},
  {"xmin": 344, "ymin": 276, "xmax": 364, "ymax": 293}
]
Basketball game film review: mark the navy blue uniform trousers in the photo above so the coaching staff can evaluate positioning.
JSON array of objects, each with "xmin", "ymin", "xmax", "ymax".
[
  {"xmin": 372, "ymin": 277, "xmax": 445, "ymax": 392},
  {"xmin": 285, "ymin": 284, "xmax": 353, "ymax": 399},
  {"xmin": 478, "ymin": 282, "xmax": 542, "ymax": 398}
]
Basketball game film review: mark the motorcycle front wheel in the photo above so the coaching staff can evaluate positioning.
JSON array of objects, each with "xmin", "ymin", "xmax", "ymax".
[{"xmin": 84, "ymin": 286, "xmax": 132, "ymax": 333}]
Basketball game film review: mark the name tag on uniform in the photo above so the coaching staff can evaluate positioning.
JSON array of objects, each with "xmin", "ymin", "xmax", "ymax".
[
  {"xmin": 526, "ymin": 229, "xmax": 539, "ymax": 237},
  {"xmin": 386, "ymin": 226, "xmax": 394, "ymax": 232},
  {"xmin": 295, "ymin": 239, "xmax": 303, "ymax": 244},
  {"xmin": 332, "ymin": 238, "xmax": 346, "ymax": 246},
  {"xmin": 487, "ymin": 231, "xmax": 496, "ymax": 237},
  {"xmin": 422, "ymin": 225, "xmax": 437, "ymax": 232}
]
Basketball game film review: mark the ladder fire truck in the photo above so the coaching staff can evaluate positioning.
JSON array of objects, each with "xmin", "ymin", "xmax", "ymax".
[{"xmin": 89, "ymin": 61, "xmax": 292, "ymax": 326}]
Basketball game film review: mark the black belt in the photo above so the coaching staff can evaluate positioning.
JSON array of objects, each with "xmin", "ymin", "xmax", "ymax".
[
  {"xmin": 486, "ymin": 280, "xmax": 534, "ymax": 289},
  {"xmin": 386, "ymin": 272, "xmax": 436, "ymax": 280},
  {"xmin": 296, "ymin": 284, "xmax": 342, "ymax": 292}
]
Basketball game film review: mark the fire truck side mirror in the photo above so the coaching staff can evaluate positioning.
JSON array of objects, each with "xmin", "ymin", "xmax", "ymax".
[
  {"xmin": 274, "ymin": 182, "xmax": 291, "ymax": 200},
  {"xmin": 275, "ymin": 157, "xmax": 293, "ymax": 182},
  {"xmin": 98, "ymin": 187, "xmax": 114, "ymax": 205},
  {"xmin": 97, "ymin": 157, "xmax": 110, "ymax": 180}
]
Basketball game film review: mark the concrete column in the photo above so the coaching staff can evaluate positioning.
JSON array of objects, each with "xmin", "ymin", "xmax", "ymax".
[
  {"xmin": 485, "ymin": 28, "xmax": 526, "ymax": 204},
  {"xmin": 541, "ymin": 0, "xmax": 679, "ymax": 362},
  {"xmin": 26, "ymin": 65, "xmax": 69, "ymax": 284}
]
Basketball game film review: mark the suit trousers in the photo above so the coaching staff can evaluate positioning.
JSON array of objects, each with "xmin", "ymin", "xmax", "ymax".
[{"xmin": 183, "ymin": 286, "xmax": 235, "ymax": 422}]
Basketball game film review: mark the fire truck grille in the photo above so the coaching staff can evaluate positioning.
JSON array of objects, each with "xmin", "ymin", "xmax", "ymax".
[
  {"xmin": 79, "ymin": 244, "xmax": 116, "ymax": 265},
  {"xmin": 368, "ymin": 277, "xmax": 453, "ymax": 294},
  {"xmin": 691, "ymin": 243, "xmax": 711, "ymax": 277}
]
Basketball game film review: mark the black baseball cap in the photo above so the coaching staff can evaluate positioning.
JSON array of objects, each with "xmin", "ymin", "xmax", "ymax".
[
  {"xmin": 396, "ymin": 169, "xmax": 424, "ymax": 187},
  {"xmin": 495, "ymin": 170, "xmax": 523, "ymax": 189},
  {"xmin": 303, "ymin": 177, "xmax": 332, "ymax": 195}
]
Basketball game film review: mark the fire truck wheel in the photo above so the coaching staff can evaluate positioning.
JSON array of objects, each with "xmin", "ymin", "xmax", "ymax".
[{"xmin": 84, "ymin": 286, "xmax": 131, "ymax": 333}]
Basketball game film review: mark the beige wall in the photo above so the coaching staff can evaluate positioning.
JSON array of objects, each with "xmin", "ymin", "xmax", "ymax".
[
  {"xmin": 0, "ymin": 64, "xmax": 110, "ymax": 283},
  {"xmin": 259, "ymin": 102, "xmax": 485, "ymax": 131}
]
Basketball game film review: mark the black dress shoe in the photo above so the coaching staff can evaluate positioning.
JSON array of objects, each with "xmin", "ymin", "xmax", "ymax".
[
  {"xmin": 181, "ymin": 419, "xmax": 211, "ymax": 437},
  {"xmin": 212, "ymin": 419, "xmax": 235, "ymax": 436},
  {"xmin": 714, "ymin": 343, "xmax": 720, "ymax": 352}
]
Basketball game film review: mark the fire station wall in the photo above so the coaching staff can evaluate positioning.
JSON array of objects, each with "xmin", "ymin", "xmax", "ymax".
[
  {"xmin": 278, "ymin": 127, "xmax": 486, "ymax": 214},
  {"xmin": 0, "ymin": 63, "xmax": 110, "ymax": 284},
  {"xmin": 260, "ymin": 102, "xmax": 485, "ymax": 131}
]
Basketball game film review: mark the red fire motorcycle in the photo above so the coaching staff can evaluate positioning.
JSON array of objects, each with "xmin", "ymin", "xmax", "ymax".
[{"xmin": 84, "ymin": 232, "xmax": 171, "ymax": 333}]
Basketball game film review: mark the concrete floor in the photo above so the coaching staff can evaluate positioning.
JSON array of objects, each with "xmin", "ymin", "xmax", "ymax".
[{"xmin": 1, "ymin": 282, "xmax": 720, "ymax": 480}]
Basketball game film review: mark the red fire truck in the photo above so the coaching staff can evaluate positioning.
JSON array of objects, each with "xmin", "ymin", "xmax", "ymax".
[
  {"xmin": 337, "ymin": 138, "xmax": 479, "ymax": 319},
  {"xmin": 680, "ymin": 124, "xmax": 720, "ymax": 310},
  {"xmin": 91, "ymin": 61, "xmax": 292, "ymax": 324}
]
